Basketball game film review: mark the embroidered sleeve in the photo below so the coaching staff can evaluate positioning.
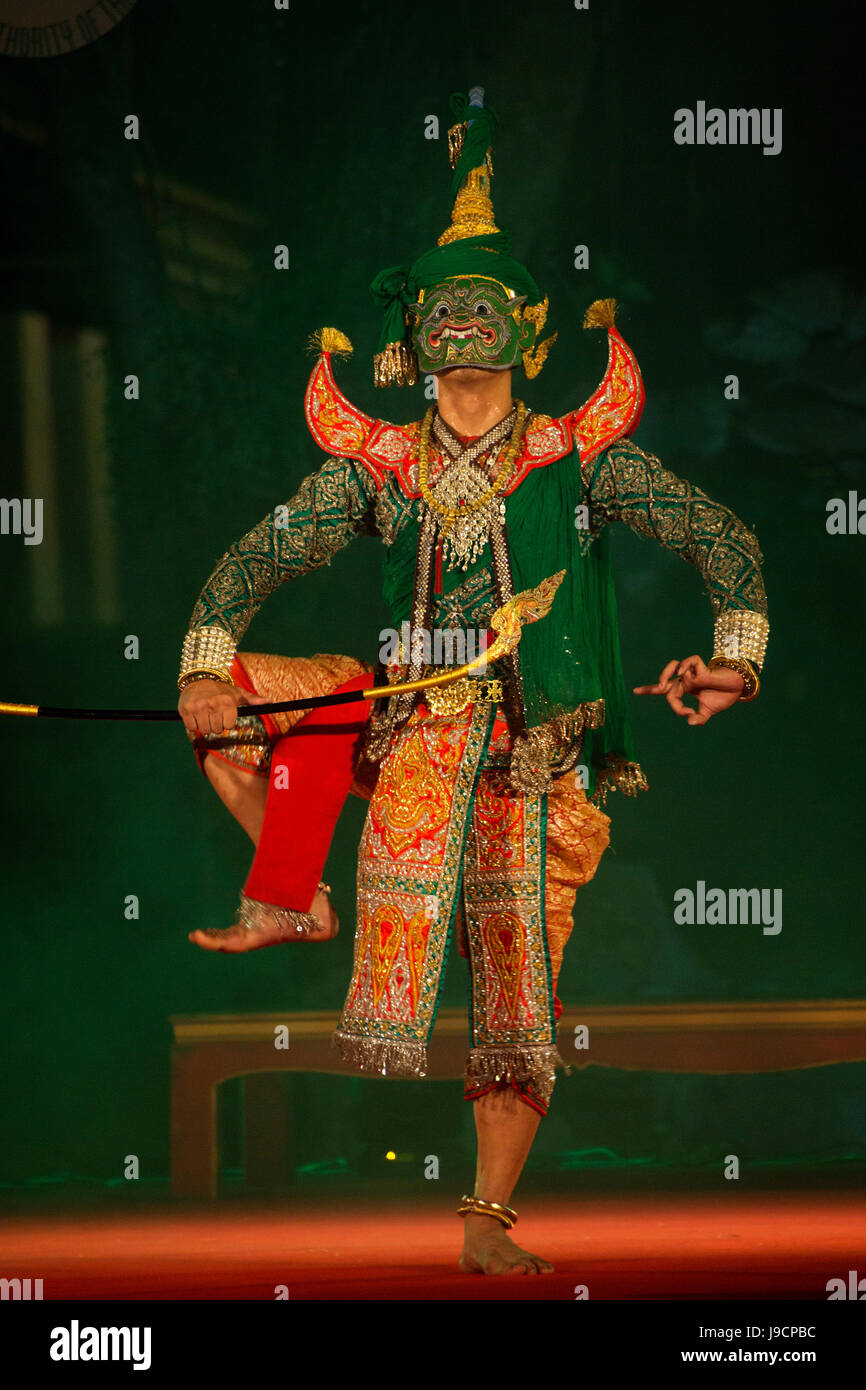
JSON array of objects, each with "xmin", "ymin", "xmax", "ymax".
[
  {"xmin": 587, "ymin": 438, "xmax": 769, "ymax": 666},
  {"xmin": 187, "ymin": 455, "xmax": 380, "ymax": 644}
]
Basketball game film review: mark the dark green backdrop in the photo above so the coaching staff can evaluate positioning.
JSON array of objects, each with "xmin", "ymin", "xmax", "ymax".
[{"xmin": 1, "ymin": 0, "xmax": 864, "ymax": 1193}]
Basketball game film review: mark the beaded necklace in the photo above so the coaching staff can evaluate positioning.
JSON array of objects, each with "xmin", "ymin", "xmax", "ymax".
[{"xmin": 417, "ymin": 400, "xmax": 528, "ymax": 571}]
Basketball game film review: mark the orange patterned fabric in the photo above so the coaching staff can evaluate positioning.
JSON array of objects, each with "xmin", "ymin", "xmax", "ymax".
[
  {"xmin": 453, "ymin": 726, "xmax": 611, "ymax": 1007},
  {"xmin": 336, "ymin": 703, "xmax": 495, "ymax": 1076},
  {"xmin": 367, "ymin": 719, "xmax": 457, "ymax": 859},
  {"xmin": 544, "ymin": 774, "xmax": 611, "ymax": 991},
  {"xmin": 192, "ymin": 656, "xmax": 612, "ymax": 1115},
  {"xmin": 472, "ymin": 773, "xmax": 526, "ymax": 873},
  {"xmin": 462, "ymin": 769, "xmax": 548, "ymax": 1050},
  {"xmin": 459, "ymin": 761, "xmax": 611, "ymax": 1114},
  {"xmin": 191, "ymin": 652, "xmax": 372, "ymax": 778},
  {"xmin": 236, "ymin": 652, "xmax": 371, "ymax": 737}
]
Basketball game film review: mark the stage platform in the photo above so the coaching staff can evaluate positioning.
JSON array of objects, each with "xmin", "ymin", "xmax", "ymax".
[{"xmin": 2, "ymin": 1185, "xmax": 864, "ymax": 1300}]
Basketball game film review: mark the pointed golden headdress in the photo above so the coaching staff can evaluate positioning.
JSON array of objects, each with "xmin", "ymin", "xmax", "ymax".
[
  {"xmin": 369, "ymin": 88, "xmax": 556, "ymax": 386},
  {"xmin": 438, "ymin": 88, "xmax": 500, "ymax": 246}
]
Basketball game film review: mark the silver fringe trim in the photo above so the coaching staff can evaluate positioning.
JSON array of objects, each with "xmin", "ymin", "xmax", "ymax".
[
  {"xmin": 464, "ymin": 1044, "xmax": 571, "ymax": 1107},
  {"xmin": 332, "ymin": 1029, "xmax": 428, "ymax": 1078},
  {"xmin": 238, "ymin": 893, "xmax": 320, "ymax": 939}
]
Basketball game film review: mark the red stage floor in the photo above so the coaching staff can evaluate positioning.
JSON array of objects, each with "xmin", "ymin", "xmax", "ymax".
[{"xmin": 2, "ymin": 1189, "xmax": 864, "ymax": 1299}]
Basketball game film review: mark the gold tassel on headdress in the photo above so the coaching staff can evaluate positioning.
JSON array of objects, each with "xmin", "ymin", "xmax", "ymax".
[
  {"xmin": 521, "ymin": 296, "xmax": 558, "ymax": 379},
  {"xmin": 582, "ymin": 298, "xmax": 618, "ymax": 331},
  {"xmin": 308, "ymin": 327, "xmax": 354, "ymax": 357}
]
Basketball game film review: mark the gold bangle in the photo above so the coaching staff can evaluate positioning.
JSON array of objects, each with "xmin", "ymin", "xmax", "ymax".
[
  {"xmin": 707, "ymin": 655, "xmax": 760, "ymax": 702},
  {"xmin": 456, "ymin": 1194, "xmax": 518, "ymax": 1229},
  {"xmin": 177, "ymin": 668, "xmax": 234, "ymax": 693}
]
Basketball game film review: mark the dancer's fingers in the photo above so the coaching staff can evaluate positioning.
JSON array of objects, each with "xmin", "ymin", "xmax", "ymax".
[{"xmin": 676, "ymin": 655, "xmax": 704, "ymax": 687}]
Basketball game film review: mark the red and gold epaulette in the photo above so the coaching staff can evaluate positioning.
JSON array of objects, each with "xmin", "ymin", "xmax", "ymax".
[{"xmin": 304, "ymin": 306, "xmax": 644, "ymax": 498}]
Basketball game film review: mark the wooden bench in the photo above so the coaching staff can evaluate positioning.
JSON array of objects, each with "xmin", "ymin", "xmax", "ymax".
[{"xmin": 170, "ymin": 1000, "xmax": 866, "ymax": 1199}]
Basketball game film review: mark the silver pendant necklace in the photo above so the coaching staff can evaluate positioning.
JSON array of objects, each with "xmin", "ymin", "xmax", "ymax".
[
  {"xmin": 417, "ymin": 407, "xmax": 518, "ymax": 572},
  {"xmin": 428, "ymin": 457, "xmax": 507, "ymax": 571}
]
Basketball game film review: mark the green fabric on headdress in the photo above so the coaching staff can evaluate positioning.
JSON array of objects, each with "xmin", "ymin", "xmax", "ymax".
[
  {"xmin": 448, "ymin": 91, "xmax": 499, "ymax": 195},
  {"xmin": 370, "ymin": 234, "xmax": 542, "ymax": 356}
]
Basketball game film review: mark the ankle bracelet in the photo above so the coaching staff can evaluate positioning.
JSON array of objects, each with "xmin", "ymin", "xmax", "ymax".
[
  {"xmin": 238, "ymin": 893, "xmax": 320, "ymax": 939},
  {"xmin": 457, "ymin": 1195, "xmax": 518, "ymax": 1229}
]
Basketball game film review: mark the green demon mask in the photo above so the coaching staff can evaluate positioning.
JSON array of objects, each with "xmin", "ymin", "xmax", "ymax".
[{"xmin": 407, "ymin": 275, "xmax": 537, "ymax": 374}]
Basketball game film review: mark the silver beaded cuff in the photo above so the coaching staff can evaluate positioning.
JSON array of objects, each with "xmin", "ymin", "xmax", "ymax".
[
  {"xmin": 713, "ymin": 610, "xmax": 769, "ymax": 670},
  {"xmin": 178, "ymin": 625, "xmax": 237, "ymax": 687}
]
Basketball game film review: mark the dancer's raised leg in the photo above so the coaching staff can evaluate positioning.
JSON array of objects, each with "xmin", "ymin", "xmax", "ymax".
[{"xmin": 188, "ymin": 753, "xmax": 337, "ymax": 951}]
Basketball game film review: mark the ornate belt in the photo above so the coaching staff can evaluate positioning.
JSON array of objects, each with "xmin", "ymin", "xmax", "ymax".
[{"xmin": 425, "ymin": 675, "xmax": 504, "ymax": 718}]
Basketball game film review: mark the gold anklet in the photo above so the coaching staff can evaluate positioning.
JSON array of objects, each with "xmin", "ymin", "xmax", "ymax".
[{"xmin": 457, "ymin": 1195, "xmax": 518, "ymax": 1229}]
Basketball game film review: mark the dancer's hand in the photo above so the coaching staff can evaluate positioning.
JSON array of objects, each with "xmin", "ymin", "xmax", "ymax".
[
  {"xmin": 178, "ymin": 678, "xmax": 268, "ymax": 735},
  {"xmin": 633, "ymin": 655, "xmax": 744, "ymax": 727}
]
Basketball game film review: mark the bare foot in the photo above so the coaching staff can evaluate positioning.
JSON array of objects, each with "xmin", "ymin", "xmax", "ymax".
[
  {"xmin": 188, "ymin": 888, "xmax": 338, "ymax": 952},
  {"xmin": 458, "ymin": 1213, "xmax": 554, "ymax": 1275}
]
